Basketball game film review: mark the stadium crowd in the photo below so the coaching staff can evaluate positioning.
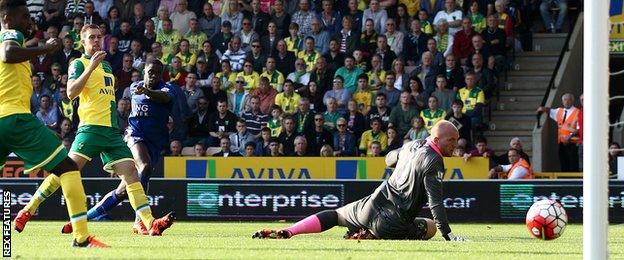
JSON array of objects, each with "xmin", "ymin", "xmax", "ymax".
[{"xmin": 24, "ymin": 0, "xmax": 563, "ymax": 159}]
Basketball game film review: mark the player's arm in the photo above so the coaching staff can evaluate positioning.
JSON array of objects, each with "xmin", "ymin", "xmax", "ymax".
[
  {"xmin": 0, "ymin": 37, "xmax": 60, "ymax": 64},
  {"xmin": 67, "ymin": 51, "xmax": 107, "ymax": 100},
  {"xmin": 422, "ymin": 159, "xmax": 453, "ymax": 239},
  {"xmin": 135, "ymin": 84, "xmax": 173, "ymax": 104}
]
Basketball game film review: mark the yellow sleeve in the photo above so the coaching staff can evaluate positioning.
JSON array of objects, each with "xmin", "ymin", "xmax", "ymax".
[
  {"xmin": 477, "ymin": 90, "xmax": 485, "ymax": 104},
  {"xmin": 380, "ymin": 133, "xmax": 388, "ymax": 150},
  {"xmin": 359, "ymin": 132, "xmax": 369, "ymax": 150}
]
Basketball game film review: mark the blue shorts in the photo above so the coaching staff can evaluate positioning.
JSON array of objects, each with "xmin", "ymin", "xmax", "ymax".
[{"xmin": 124, "ymin": 133, "xmax": 164, "ymax": 166}]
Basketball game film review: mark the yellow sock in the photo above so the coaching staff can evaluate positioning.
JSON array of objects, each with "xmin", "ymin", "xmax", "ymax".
[
  {"xmin": 25, "ymin": 174, "xmax": 61, "ymax": 214},
  {"xmin": 126, "ymin": 182, "xmax": 154, "ymax": 227},
  {"xmin": 59, "ymin": 171, "xmax": 89, "ymax": 243}
]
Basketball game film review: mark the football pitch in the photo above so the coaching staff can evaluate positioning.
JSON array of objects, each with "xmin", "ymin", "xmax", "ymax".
[{"xmin": 9, "ymin": 221, "xmax": 624, "ymax": 259}]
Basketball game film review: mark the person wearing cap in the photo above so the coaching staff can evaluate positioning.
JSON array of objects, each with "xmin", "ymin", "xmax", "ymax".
[
  {"xmin": 211, "ymin": 21, "xmax": 234, "ymax": 58},
  {"xmin": 194, "ymin": 57, "xmax": 212, "ymax": 88}
]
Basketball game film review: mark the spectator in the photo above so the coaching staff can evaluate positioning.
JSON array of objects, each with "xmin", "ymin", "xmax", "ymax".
[
  {"xmin": 30, "ymin": 75, "xmax": 51, "ymax": 114},
  {"xmin": 468, "ymin": 53, "xmax": 497, "ymax": 98},
  {"xmin": 260, "ymin": 57, "xmax": 285, "ymax": 90},
  {"xmin": 464, "ymin": 136, "xmax": 496, "ymax": 162},
  {"xmin": 304, "ymin": 113, "xmax": 333, "ymax": 154},
  {"xmin": 278, "ymin": 116, "xmax": 298, "ymax": 155},
  {"xmin": 417, "ymin": 9, "xmax": 434, "ymax": 34},
  {"xmin": 260, "ymin": 22, "xmax": 281, "ymax": 57},
  {"xmin": 320, "ymin": 144, "xmax": 335, "ymax": 157},
  {"xmin": 211, "ymin": 21, "xmax": 234, "ymax": 57},
  {"xmin": 384, "ymin": 18, "xmax": 404, "ymax": 56},
  {"xmin": 266, "ymin": 137, "xmax": 283, "ymax": 156},
  {"xmin": 291, "ymin": 136, "xmax": 313, "ymax": 156},
  {"xmin": 287, "ymin": 58, "xmax": 312, "ymax": 89},
  {"xmin": 241, "ymin": 95, "xmax": 270, "ymax": 138},
  {"xmin": 374, "ymin": 35, "xmax": 397, "ymax": 71},
  {"xmin": 408, "ymin": 76, "xmax": 427, "ymax": 110},
  {"xmin": 205, "ymin": 77, "xmax": 229, "ymax": 114},
  {"xmin": 391, "ymin": 58, "xmax": 410, "ymax": 91},
  {"xmin": 195, "ymin": 58, "xmax": 212, "ymax": 88},
  {"xmin": 482, "ymin": 15, "xmax": 507, "ymax": 70},
  {"xmin": 445, "ymin": 100, "xmax": 472, "ymax": 148},
  {"xmin": 168, "ymin": 56, "xmax": 188, "ymax": 87},
  {"xmin": 284, "ymin": 22, "xmax": 303, "ymax": 53},
  {"xmin": 129, "ymin": 40, "xmax": 146, "ymax": 71},
  {"xmin": 56, "ymin": 85, "xmax": 79, "ymax": 130},
  {"xmin": 157, "ymin": 19, "xmax": 182, "ymax": 59},
  {"xmin": 488, "ymin": 148, "xmax": 533, "ymax": 179},
  {"xmin": 215, "ymin": 60, "xmax": 236, "ymax": 90},
  {"xmin": 115, "ymin": 97, "xmax": 130, "ymax": 134},
  {"xmin": 433, "ymin": 0, "xmax": 463, "ymax": 36},
  {"xmin": 275, "ymin": 80, "xmax": 301, "ymax": 114},
  {"xmin": 345, "ymin": 99, "xmax": 366, "ymax": 138},
  {"xmin": 255, "ymin": 127, "xmax": 272, "ymax": 155},
  {"xmin": 316, "ymin": 0, "xmax": 341, "ymax": 35},
  {"xmin": 293, "ymin": 97, "xmax": 315, "ymax": 134},
  {"xmin": 440, "ymin": 54, "xmax": 465, "ymax": 92},
  {"xmin": 299, "ymin": 81, "xmax": 326, "ymax": 112},
  {"xmin": 322, "ymin": 97, "xmax": 343, "ymax": 131},
  {"xmin": 252, "ymin": 77, "xmax": 279, "ymax": 115},
  {"xmin": 298, "ymin": 37, "xmax": 322, "ymax": 73},
  {"xmin": 237, "ymin": 18, "xmax": 260, "ymax": 52},
  {"xmin": 395, "ymin": 3, "xmax": 411, "ymax": 32},
  {"xmin": 169, "ymin": 0, "xmax": 196, "ymax": 34},
  {"xmin": 273, "ymin": 40, "xmax": 296, "ymax": 76},
  {"xmin": 457, "ymin": 72, "xmax": 485, "ymax": 129},
  {"xmin": 174, "ymin": 39, "xmax": 196, "ymax": 72},
  {"xmin": 537, "ymin": 93, "xmax": 580, "ymax": 172},
  {"xmin": 323, "ymin": 76, "xmax": 351, "ymax": 114},
  {"xmin": 496, "ymin": 137, "xmax": 531, "ymax": 165},
  {"xmin": 452, "ymin": 17, "xmax": 477, "ymax": 65},
  {"xmin": 369, "ymin": 140, "xmax": 383, "ymax": 157},
  {"xmin": 359, "ymin": 19, "xmax": 379, "ymax": 57},
  {"xmin": 58, "ymin": 117, "xmax": 76, "ymax": 141},
  {"xmin": 609, "ymin": 142, "xmax": 621, "ymax": 179},
  {"xmin": 221, "ymin": 36, "xmax": 247, "ymax": 72},
  {"xmin": 186, "ymin": 97, "xmax": 212, "ymax": 147},
  {"xmin": 292, "ymin": 0, "xmax": 315, "ymax": 36},
  {"xmin": 333, "ymin": 117, "xmax": 357, "ymax": 156},
  {"xmin": 42, "ymin": 63, "xmax": 63, "ymax": 93},
  {"xmin": 405, "ymin": 116, "xmax": 429, "ymax": 141},
  {"xmin": 228, "ymin": 76, "xmax": 251, "ymax": 116},
  {"xmin": 467, "ymin": 34, "xmax": 492, "ymax": 68},
  {"xmin": 31, "ymin": 43, "xmax": 55, "ymax": 81},
  {"xmin": 434, "ymin": 20, "xmax": 454, "ymax": 57},
  {"xmin": 389, "ymin": 91, "xmax": 420, "ymax": 137},
  {"xmin": 246, "ymin": 40, "xmax": 267, "ymax": 74},
  {"xmin": 366, "ymin": 93, "xmax": 391, "ymax": 129},
  {"xmin": 424, "ymin": 38, "xmax": 446, "ymax": 67},
  {"xmin": 421, "ymin": 96, "xmax": 447, "ymax": 133},
  {"xmin": 65, "ymin": 0, "xmax": 87, "ymax": 20},
  {"xmin": 229, "ymin": 119, "xmax": 256, "ymax": 154},
  {"xmin": 361, "ymin": 0, "xmax": 388, "ymax": 34},
  {"xmin": 36, "ymin": 95, "xmax": 59, "ymax": 130},
  {"xmin": 54, "ymin": 36, "xmax": 81, "ymax": 73},
  {"xmin": 367, "ymin": 54, "xmax": 386, "ymax": 91},
  {"xmin": 404, "ymin": 19, "xmax": 430, "ymax": 66},
  {"xmin": 82, "ymin": 1, "xmax": 103, "ymax": 26},
  {"xmin": 540, "ymin": 0, "xmax": 567, "ymax": 33},
  {"xmin": 213, "ymin": 137, "xmax": 242, "ymax": 157},
  {"xmin": 493, "ymin": 0, "xmax": 514, "ymax": 38},
  {"xmin": 199, "ymin": 2, "xmax": 222, "ymax": 39},
  {"xmin": 335, "ymin": 56, "xmax": 364, "ymax": 94},
  {"xmin": 43, "ymin": 0, "xmax": 67, "ymax": 29},
  {"xmin": 269, "ymin": 0, "xmax": 290, "ymax": 37},
  {"xmin": 323, "ymin": 39, "xmax": 345, "ymax": 76},
  {"xmin": 410, "ymin": 51, "xmax": 439, "ymax": 96},
  {"xmin": 309, "ymin": 56, "xmax": 333, "ymax": 94},
  {"xmin": 353, "ymin": 74, "xmax": 374, "ymax": 115},
  {"xmin": 359, "ymin": 118, "xmax": 388, "ymax": 156},
  {"xmin": 208, "ymin": 100, "xmax": 239, "ymax": 146},
  {"xmin": 377, "ymin": 72, "xmax": 401, "ymax": 107},
  {"xmin": 170, "ymin": 81, "xmax": 193, "ymax": 142},
  {"xmin": 222, "ymin": 0, "xmax": 244, "ymax": 34},
  {"xmin": 333, "ymin": 16, "xmax": 358, "ymax": 55},
  {"xmin": 183, "ymin": 73, "xmax": 204, "ymax": 113},
  {"xmin": 243, "ymin": 142, "xmax": 256, "ymax": 157},
  {"xmin": 169, "ymin": 140, "xmax": 183, "ymax": 156},
  {"xmin": 115, "ymin": 21, "xmax": 134, "ymax": 54},
  {"xmin": 467, "ymin": 1, "xmax": 486, "ymax": 33},
  {"xmin": 386, "ymin": 126, "xmax": 403, "ymax": 152},
  {"xmin": 345, "ymin": 0, "xmax": 363, "ymax": 32},
  {"xmin": 268, "ymin": 105, "xmax": 283, "ymax": 137}
]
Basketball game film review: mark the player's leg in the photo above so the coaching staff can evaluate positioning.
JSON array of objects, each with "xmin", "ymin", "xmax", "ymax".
[{"xmin": 7, "ymin": 114, "xmax": 107, "ymax": 247}]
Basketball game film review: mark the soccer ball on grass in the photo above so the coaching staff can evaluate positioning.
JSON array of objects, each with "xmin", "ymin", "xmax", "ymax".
[{"xmin": 525, "ymin": 199, "xmax": 568, "ymax": 240}]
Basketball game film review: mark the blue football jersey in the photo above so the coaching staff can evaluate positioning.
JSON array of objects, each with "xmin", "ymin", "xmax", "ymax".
[{"xmin": 128, "ymin": 80, "xmax": 175, "ymax": 143}]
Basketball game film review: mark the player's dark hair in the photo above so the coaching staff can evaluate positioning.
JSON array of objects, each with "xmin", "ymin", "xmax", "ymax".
[
  {"xmin": 0, "ymin": 0, "xmax": 26, "ymax": 16},
  {"xmin": 146, "ymin": 59, "xmax": 164, "ymax": 72}
]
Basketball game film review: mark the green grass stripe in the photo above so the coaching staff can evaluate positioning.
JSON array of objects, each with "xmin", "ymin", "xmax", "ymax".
[
  {"xmin": 135, "ymin": 203, "xmax": 150, "ymax": 212},
  {"xmin": 358, "ymin": 160, "xmax": 367, "ymax": 179}
]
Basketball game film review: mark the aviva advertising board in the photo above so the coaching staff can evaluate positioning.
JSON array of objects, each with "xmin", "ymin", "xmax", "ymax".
[{"xmin": 164, "ymin": 157, "xmax": 489, "ymax": 180}]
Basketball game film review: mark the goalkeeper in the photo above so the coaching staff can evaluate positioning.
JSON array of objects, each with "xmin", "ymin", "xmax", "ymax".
[{"xmin": 254, "ymin": 121, "xmax": 465, "ymax": 241}]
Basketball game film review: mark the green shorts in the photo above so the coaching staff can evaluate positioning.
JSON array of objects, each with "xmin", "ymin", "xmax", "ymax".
[
  {"xmin": 70, "ymin": 125, "xmax": 133, "ymax": 173},
  {"xmin": 0, "ymin": 114, "xmax": 67, "ymax": 173}
]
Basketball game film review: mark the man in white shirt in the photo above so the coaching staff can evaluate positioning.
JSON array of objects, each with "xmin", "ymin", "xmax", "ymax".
[{"xmin": 433, "ymin": 0, "xmax": 463, "ymax": 36}]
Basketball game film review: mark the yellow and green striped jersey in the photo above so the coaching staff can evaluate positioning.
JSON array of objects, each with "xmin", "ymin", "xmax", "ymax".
[
  {"xmin": 156, "ymin": 30, "xmax": 182, "ymax": 58},
  {"xmin": 0, "ymin": 29, "xmax": 32, "ymax": 118},
  {"xmin": 185, "ymin": 31, "xmax": 208, "ymax": 55},
  {"xmin": 68, "ymin": 55, "xmax": 118, "ymax": 128}
]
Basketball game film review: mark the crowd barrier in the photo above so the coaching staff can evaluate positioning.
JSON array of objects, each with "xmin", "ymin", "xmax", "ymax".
[{"xmin": 2, "ymin": 178, "xmax": 623, "ymax": 223}]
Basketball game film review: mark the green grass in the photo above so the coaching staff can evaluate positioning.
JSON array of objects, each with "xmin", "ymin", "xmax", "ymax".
[{"xmin": 9, "ymin": 221, "xmax": 624, "ymax": 259}]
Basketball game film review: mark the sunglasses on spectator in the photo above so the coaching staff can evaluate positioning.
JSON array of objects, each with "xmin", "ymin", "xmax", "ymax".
[
  {"xmin": 314, "ymin": 118, "xmax": 323, "ymax": 121},
  {"xmin": 236, "ymin": 80, "xmax": 245, "ymax": 83}
]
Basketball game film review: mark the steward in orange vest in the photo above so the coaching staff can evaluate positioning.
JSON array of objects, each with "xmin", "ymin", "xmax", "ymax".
[{"xmin": 488, "ymin": 148, "xmax": 533, "ymax": 179}]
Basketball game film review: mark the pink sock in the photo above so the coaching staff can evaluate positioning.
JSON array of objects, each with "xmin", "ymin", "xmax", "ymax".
[{"xmin": 286, "ymin": 215, "xmax": 322, "ymax": 236}]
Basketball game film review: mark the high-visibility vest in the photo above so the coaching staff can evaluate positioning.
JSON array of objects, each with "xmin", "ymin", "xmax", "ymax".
[
  {"xmin": 556, "ymin": 107, "xmax": 580, "ymax": 144},
  {"xmin": 508, "ymin": 158, "xmax": 533, "ymax": 179}
]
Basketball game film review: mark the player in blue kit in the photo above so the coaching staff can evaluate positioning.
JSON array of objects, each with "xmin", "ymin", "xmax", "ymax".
[{"xmin": 62, "ymin": 59, "xmax": 176, "ymax": 234}]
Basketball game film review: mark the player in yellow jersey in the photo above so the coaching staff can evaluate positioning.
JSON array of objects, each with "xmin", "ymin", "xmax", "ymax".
[
  {"xmin": 15, "ymin": 24, "xmax": 175, "ymax": 236},
  {"xmin": 4, "ymin": 0, "xmax": 108, "ymax": 248}
]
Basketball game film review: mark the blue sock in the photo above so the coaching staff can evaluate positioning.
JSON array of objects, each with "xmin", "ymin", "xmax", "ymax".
[{"xmin": 87, "ymin": 191, "xmax": 123, "ymax": 220}]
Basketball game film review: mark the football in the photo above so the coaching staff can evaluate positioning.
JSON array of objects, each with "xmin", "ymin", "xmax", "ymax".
[{"xmin": 525, "ymin": 199, "xmax": 568, "ymax": 240}]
